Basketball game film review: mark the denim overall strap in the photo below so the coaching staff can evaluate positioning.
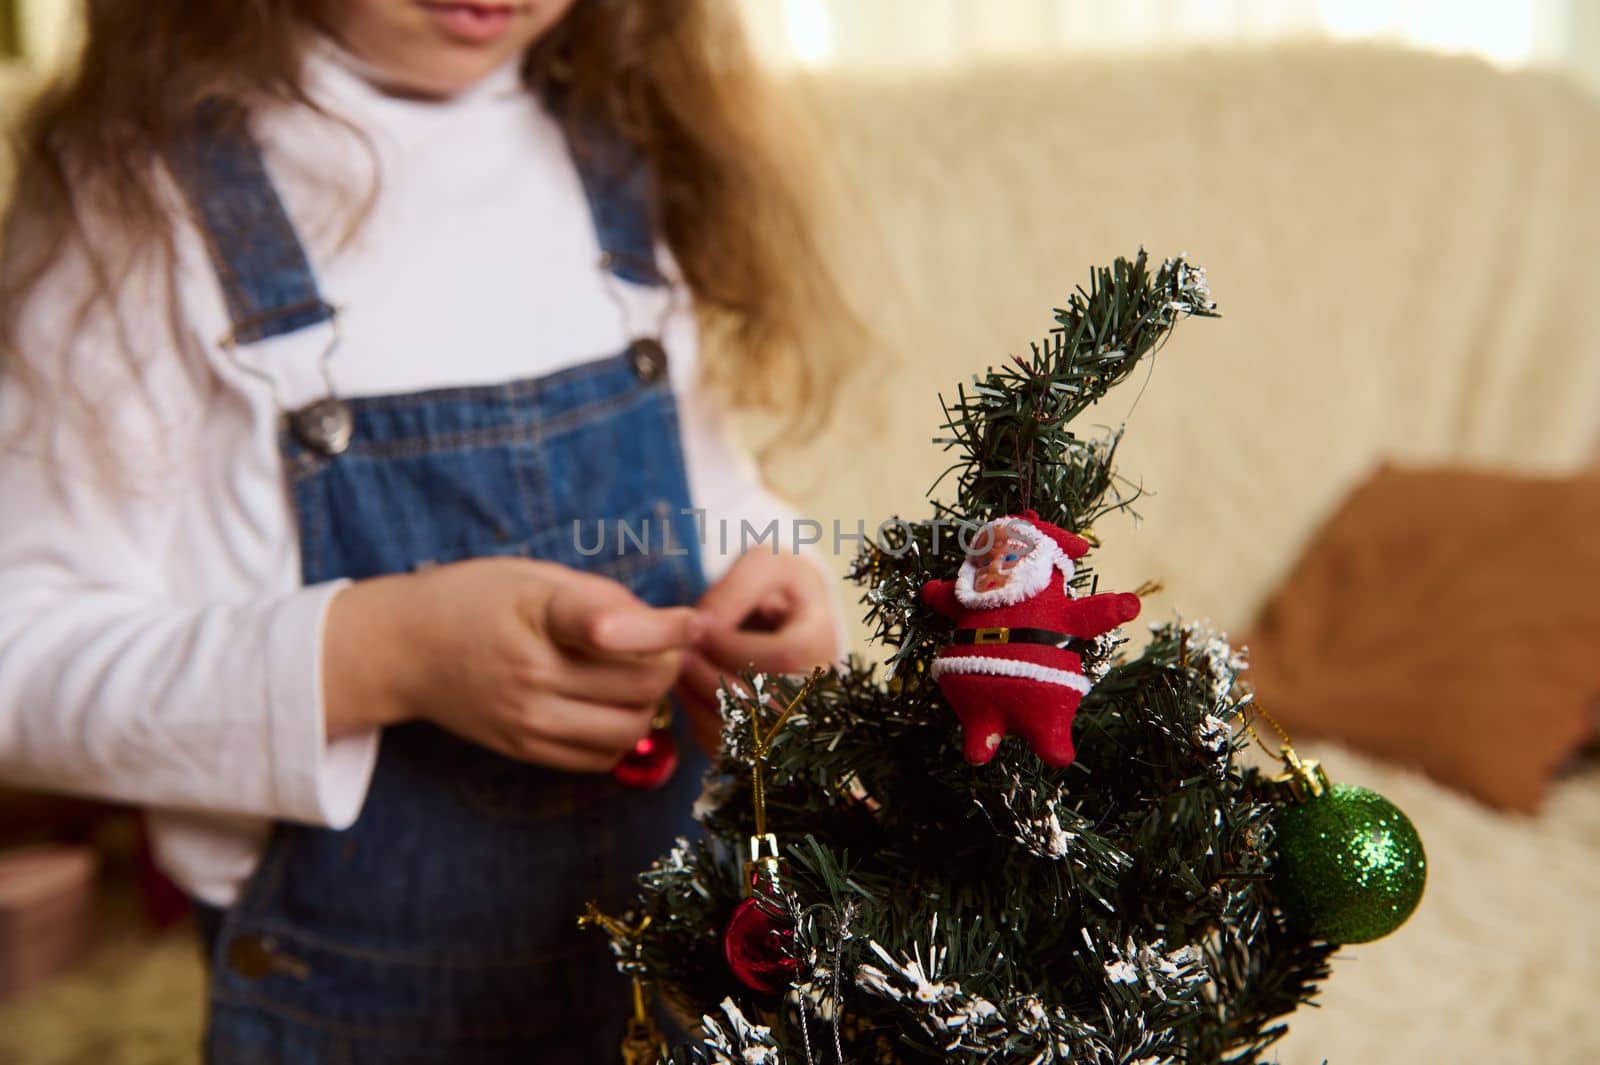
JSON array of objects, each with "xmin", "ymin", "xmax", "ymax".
[
  {"xmin": 176, "ymin": 96, "xmax": 710, "ymax": 1064},
  {"xmin": 541, "ymin": 82, "xmax": 666, "ymax": 288},
  {"xmin": 562, "ymin": 120, "xmax": 666, "ymax": 287},
  {"xmin": 167, "ymin": 100, "xmax": 337, "ymax": 345}
]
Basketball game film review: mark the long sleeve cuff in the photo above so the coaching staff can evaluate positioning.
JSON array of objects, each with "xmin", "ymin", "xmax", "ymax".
[{"xmin": 265, "ymin": 579, "xmax": 380, "ymax": 828}]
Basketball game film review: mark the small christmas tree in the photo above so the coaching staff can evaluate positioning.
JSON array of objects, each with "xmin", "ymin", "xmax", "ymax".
[{"xmin": 594, "ymin": 251, "xmax": 1422, "ymax": 1064}]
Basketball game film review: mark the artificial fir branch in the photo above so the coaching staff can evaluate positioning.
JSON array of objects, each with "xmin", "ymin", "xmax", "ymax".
[
  {"xmin": 930, "ymin": 249, "xmax": 1215, "ymax": 530},
  {"xmin": 597, "ymin": 252, "xmax": 1334, "ymax": 1064}
]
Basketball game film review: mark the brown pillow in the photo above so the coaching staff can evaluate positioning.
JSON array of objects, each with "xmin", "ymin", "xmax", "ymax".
[{"xmin": 1242, "ymin": 465, "xmax": 1600, "ymax": 812}]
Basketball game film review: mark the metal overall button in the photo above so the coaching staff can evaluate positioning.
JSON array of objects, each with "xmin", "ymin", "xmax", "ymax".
[
  {"xmin": 288, "ymin": 396, "xmax": 355, "ymax": 456},
  {"xmin": 221, "ymin": 305, "xmax": 352, "ymax": 457},
  {"xmin": 626, "ymin": 337, "xmax": 668, "ymax": 384}
]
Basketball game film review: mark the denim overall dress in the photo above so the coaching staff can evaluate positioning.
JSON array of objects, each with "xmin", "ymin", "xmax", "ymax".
[{"xmin": 168, "ymin": 101, "xmax": 708, "ymax": 1063}]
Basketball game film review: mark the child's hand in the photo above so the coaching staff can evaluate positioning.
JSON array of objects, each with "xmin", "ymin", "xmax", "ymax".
[
  {"xmin": 324, "ymin": 557, "xmax": 701, "ymax": 772},
  {"xmin": 675, "ymin": 551, "xmax": 838, "ymax": 753}
]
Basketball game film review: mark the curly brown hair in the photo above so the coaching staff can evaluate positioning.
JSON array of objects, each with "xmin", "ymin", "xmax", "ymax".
[{"xmin": 0, "ymin": 0, "xmax": 858, "ymax": 461}]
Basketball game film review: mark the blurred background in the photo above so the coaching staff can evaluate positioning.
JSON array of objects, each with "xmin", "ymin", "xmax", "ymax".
[
  {"xmin": 2, "ymin": 2, "xmax": 1598, "ymax": 1064},
  {"xmin": 9, "ymin": 0, "xmax": 1600, "ymax": 90},
  {"xmin": 740, "ymin": 0, "xmax": 1600, "ymax": 91}
]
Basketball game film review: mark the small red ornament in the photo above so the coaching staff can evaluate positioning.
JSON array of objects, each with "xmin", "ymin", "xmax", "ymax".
[
  {"xmin": 723, "ymin": 893, "xmax": 798, "ymax": 994},
  {"xmin": 613, "ymin": 703, "xmax": 679, "ymax": 790}
]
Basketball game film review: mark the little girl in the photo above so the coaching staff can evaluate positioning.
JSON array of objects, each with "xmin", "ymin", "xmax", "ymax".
[{"xmin": 0, "ymin": 1, "xmax": 853, "ymax": 1060}]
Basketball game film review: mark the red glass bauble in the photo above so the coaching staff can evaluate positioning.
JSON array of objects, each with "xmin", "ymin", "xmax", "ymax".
[
  {"xmin": 612, "ymin": 727, "xmax": 680, "ymax": 790},
  {"xmin": 723, "ymin": 895, "xmax": 799, "ymax": 994},
  {"xmin": 601, "ymin": 722, "xmax": 672, "ymax": 786}
]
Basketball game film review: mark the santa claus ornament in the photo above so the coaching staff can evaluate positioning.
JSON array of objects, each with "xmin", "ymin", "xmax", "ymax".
[{"xmin": 921, "ymin": 512, "xmax": 1141, "ymax": 768}]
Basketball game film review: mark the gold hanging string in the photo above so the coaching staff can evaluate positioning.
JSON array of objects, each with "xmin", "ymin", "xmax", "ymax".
[
  {"xmin": 577, "ymin": 902, "xmax": 650, "ymax": 941},
  {"xmin": 578, "ymin": 905, "xmax": 663, "ymax": 1065},
  {"xmin": 1231, "ymin": 690, "xmax": 1328, "ymax": 801},
  {"xmin": 749, "ymin": 666, "xmax": 827, "ymax": 838},
  {"xmin": 1234, "ymin": 698, "xmax": 1288, "ymax": 761},
  {"xmin": 750, "ymin": 690, "xmax": 770, "ymax": 840},
  {"xmin": 757, "ymin": 666, "xmax": 828, "ymax": 753},
  {"xmin": 1248, "ymin": 701, "xmax": 1293, "ymax": 747},
  {"xmin": 743, "ymin": 666, "xmax": 827, "ymax": 892}
]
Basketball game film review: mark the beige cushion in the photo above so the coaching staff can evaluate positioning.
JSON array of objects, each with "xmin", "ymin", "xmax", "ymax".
[{"xmin": 1243, "ymin": 465, "xmax": 1600, "ymax": 812}]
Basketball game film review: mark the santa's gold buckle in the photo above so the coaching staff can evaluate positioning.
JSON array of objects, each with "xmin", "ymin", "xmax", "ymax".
[{"xmin": 973, "ymin": 627, "xmax": 1011, "ymax": 644}]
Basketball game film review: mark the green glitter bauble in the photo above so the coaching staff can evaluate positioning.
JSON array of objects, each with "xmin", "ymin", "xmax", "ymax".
[{"xmin": 1271, "ymin": 782, "xmax": 1426, "ymax": 944}]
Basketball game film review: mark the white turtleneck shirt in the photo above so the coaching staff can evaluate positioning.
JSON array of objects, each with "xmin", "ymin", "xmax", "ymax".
[{"xmin": 0, "ymin": 42, "xmax": 809, "ymax": 905}]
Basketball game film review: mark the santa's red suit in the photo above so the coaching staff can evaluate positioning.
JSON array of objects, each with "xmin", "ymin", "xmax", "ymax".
[{"xmin": 920, "ymin": 512, "xmax": 1140, "ymax": 767}]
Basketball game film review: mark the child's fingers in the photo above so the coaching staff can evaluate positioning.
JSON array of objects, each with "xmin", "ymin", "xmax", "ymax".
[
  {"xmin": 498, "ymin": 733, "xmax": 625, "ymax": 775},
  {"xmin": 510, "ymin": 693, "xmax": 656, "ymax": 758},
  {"xmin": 589, "ymin": 605, "xmax": 702, "ymax": 655},
  {"xmin": 553, "ymin": 651, "xmax": 681, "ymax": 708},
  {"xmin": 543, "ymin": 578, "xmax": 701, "ymax": 656},
  {"xmin": 697, "ymin": 604, "xmax": 834, "ymax": 676},
  {"xmin": 695, "ymin": 552, "xmax": 776, "ymax": 629}
]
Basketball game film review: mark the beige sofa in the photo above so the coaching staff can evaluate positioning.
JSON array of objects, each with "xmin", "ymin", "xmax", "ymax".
[{"xmin": 766, "ymin": 43, "xmax": 1600, "ymax": 1065}]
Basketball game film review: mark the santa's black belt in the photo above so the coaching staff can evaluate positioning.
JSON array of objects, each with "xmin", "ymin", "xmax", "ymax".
[{"xmin": 949, "ymin": 627, "xmax": 1093, "ymax": 653}]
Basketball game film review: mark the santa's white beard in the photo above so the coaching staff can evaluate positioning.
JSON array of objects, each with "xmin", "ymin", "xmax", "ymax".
[{"xmin": 952, "ymin": 523, "xmax": 1073, "ymax": 608}]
